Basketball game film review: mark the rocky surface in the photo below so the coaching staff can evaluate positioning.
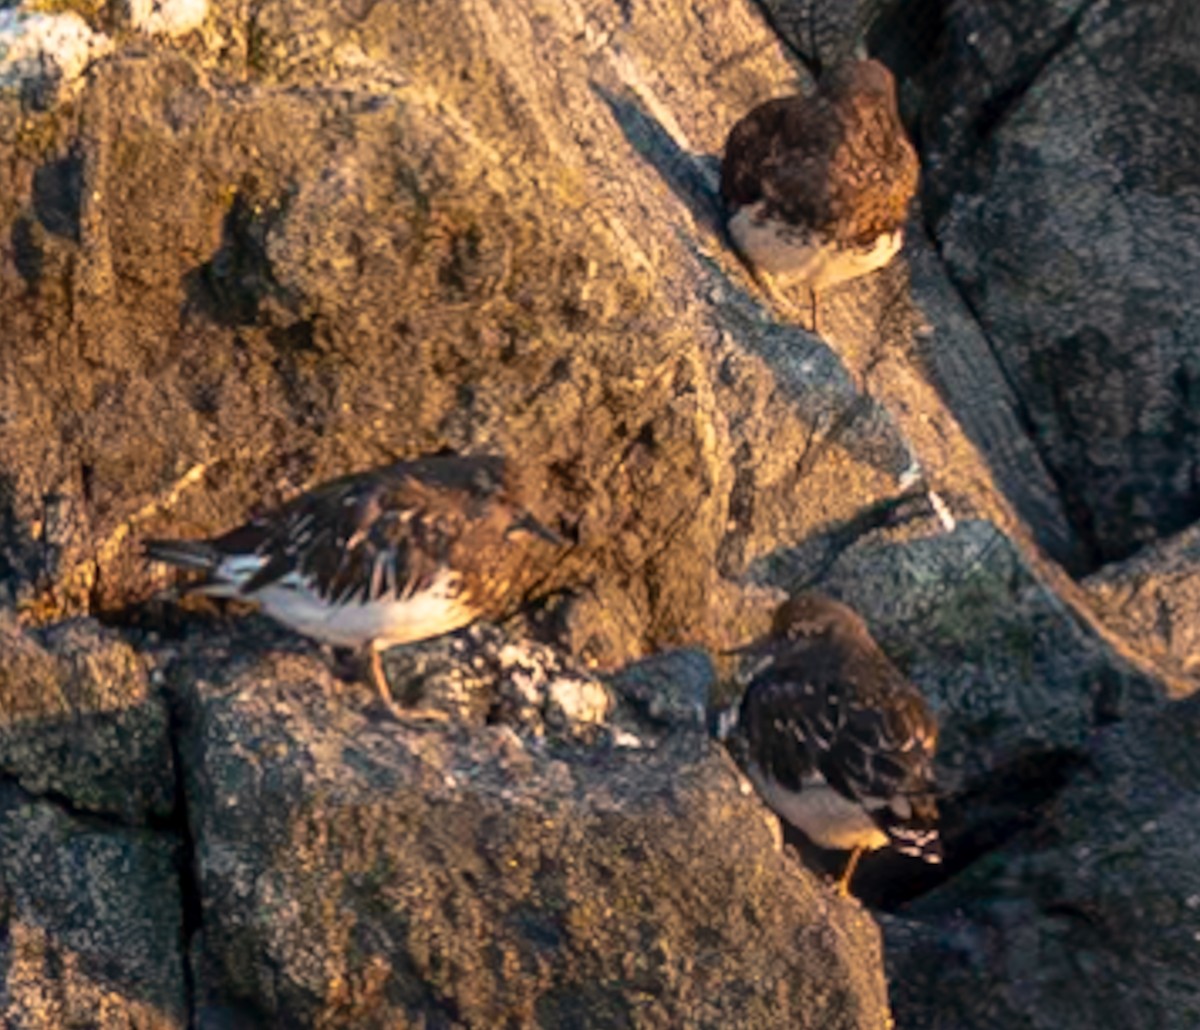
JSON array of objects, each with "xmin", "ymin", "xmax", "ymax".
[
  {"xmin": 0, "ymin": 8, "xmax": 112, "ymax": 108},
  {"xmin": 887, "ymin": 690, "xmax": 1200, "ymax": 1029},
  {"xmin": 0, "ymin": 0, "xmax": 1196, "ymax": 1024},
  {"xmin": 167, "ymin": 628, "xmax": 889, "ymax": 1028},
  {"xmin": 1085, "ymin": 522, "xmax": 1200, "ymax": 695},
  {"xmin": 0, "ymin": 785, "xmax": 186, "ymax": 1028},
  {"xmin": 924, "ymin": 0, "xmax": 1200, "ymax": 567},
  {"xmin": 0, "ymin": 612, "xmax": 173, "ymax": 822}
]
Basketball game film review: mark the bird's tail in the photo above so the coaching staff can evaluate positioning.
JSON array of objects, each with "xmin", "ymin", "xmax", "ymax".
[
  {"xmin": 880, "ymin": 792, "xmax": 943, "ymax": 864},
  {"xmin": 142, "ymin": 538, "xmax": 222, "ymax": 572}
]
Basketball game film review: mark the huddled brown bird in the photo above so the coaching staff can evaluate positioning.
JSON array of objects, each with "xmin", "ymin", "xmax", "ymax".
[
  {"xmin": 717, "ymin": 592, "xmax": 941, "ymax": 895},
  {"xmin": 720, "ymin": 58, "xmax": 919, "ymax": 333},
  {"xmin": 144, "ymin": 455, "xmax": 561, "ymax": 718}
]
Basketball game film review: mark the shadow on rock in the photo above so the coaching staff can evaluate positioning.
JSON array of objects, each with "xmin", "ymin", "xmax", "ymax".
[{"xmin": 591, "ymin": 81, "xmax": 726, "ymax": 241}]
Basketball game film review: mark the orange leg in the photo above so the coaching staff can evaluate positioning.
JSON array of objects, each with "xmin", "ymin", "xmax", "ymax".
[
  {"xmin": 837, "ymin": 846, "xmax": 865, "ymax": 898},
  {"xmin": 364, "ymin": 647, "xmax": 448, "ymax": 724}
]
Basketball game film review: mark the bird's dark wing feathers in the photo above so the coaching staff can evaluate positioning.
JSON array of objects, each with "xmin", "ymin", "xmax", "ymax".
[
  {"xmin": 742, "ymin": 658, "xmax": 938, "ymax": 836},
  {"xmin": 740, "ymin": 667, "xmax": 836, "ymax": 793},
  {"xmin": 820, "ymin": 694, "xmax": 934, "ymax": 805},
  {"xmin": 225, "ymin": 473, "xmax": 463, "ymax": 604}
]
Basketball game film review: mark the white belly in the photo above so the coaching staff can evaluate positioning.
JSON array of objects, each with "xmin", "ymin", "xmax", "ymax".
[
  {"xmin": 747, "ymin": 763, "xmax": 889, "ymax": 853},
  {"xmin": 728, "ymin": 201, "xmax": 903, "ymax": 290},
  {"xmin": 253, "ymin": 570, "xmax": 474, "ymax": 649}
]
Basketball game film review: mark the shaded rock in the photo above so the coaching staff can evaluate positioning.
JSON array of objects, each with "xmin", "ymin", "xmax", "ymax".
[
  {"xmin": 0, "ymin": 613, "xmax": 173, "ymax": 822},
  {"xmin": 929, "ymin": 0, "xmax": 1200, "ymax": 565},
  {"xmin": 0, "ymin": 8, "xmax": 111, "ymax": 109},
  {"xmin": 811, "ymin": 520, "xmax": 1163, "ymax": 782},
  {"xmin": 904, "ymin": 225, "xmax": 1081, "ymax": 569},
  {"xmin": 0, "ymin": 784, "xmax": 186, "ymax": 1028},
  {"xmin": 887, "ymin": 691, "xmax": 1200, "ymax": 1029},
  {"xmin": 167, "ymin": 633, "xmax": 890, "ymax": 1028},
  {"xmin": 913, "ymin": 0, "xmax": 1086, "ymax": 223},
  {"xmin": 605, "ymin": 646, "xmax": 714, "ymax": 731},
  {"xmin": 745, "ymin": 515, "xmax": 1165, "ymax": 904},
  {"xmin": 1084, "ymin": 522, "xmax": 1200, "ymax": 695}
]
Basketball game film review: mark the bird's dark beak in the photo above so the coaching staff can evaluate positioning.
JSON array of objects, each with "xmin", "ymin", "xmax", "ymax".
[
  {"xmin": 507, "ymin": 512, "xmax": 565, "ymax": 546},
  {"xmin": 719, "ymin": 635, "xmax": 772, "ymax": 659}
]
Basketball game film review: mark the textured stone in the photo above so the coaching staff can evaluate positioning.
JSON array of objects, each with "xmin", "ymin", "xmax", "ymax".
[
  {"xmin": 0, "ymin": 613, "xmax": 174, "ymax": 822},
  {"xmin": 0, "ymin": 786, "xmax": 186, "ymax": 1028},
  {"xmin": 1084, "ymin": 521, "xmax": 1200, "ymax": 695},
  {"xmin": 169, "ymin": 631, "xmax": 891, "ymax": 1028},
  {"xmin": 929, "ymin": 0, "xmax": 1200, "ymax": 564},
  {"xmin": 0, "ymin": 9, "xmax": 111, "ymax": 108},
  {"xmin": 887, "ymin": 692, "xmax": 1200, "ymax": 1029},
  {"xmin": 121, "ymin": 0, "xmax": 209, "ymax": 39}
]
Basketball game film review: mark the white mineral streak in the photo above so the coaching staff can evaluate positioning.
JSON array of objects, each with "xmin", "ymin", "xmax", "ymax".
[
  {"xmin": 121, "ymin": 0, "xmax": 209, "ymax": 38},
  {"xmin": 0, "ymin": 9, "xmax": 111, "ymax": 104}
]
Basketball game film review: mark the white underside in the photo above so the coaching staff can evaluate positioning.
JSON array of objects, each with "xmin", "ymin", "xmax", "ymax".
[
  {"xmin": 201, "ymin": 560, "xmax": 473, "ymax": 650},
  {"xmin": 746, "ymin": 762, "xmax": 889, "ymax": 853},
  {"xmin": 729, "ymin": 202, "xmax": 903, "ymax": 290}
]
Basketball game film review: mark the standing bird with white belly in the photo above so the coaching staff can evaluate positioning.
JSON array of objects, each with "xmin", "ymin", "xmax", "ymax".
[
  {"xmin": 720, "ymin": 59, "xmax": 919, "ymax": 334},
  {"xmin": 716, "ymin": 593, "xmax": 942, "ymax": 895},
  {"xmin": 144, "ymin": 454, "xmax": 562, "ymax": 720}
]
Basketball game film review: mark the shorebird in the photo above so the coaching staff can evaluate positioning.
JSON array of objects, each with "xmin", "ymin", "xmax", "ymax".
[
  {"xmin": 720, "ymin": 58, "xmax": 918, "ymax": 333},
  {"xmin": 144, "ymin": 454, "xmax": 562, "ymax": 719},
  {"xmin": 716, "ymin": 592, "xmax": 941, "ymax": 895}
]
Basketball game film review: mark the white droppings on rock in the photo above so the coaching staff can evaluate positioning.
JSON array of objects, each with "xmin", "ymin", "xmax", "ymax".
[
  {"xmin": 0, "ymin": 9, "xmax": 112, "ymax": 107},
  {"xmin": 546, "ymin": 676, "xmax": 612, "ymax": 728},
  {"xmin": 611, "ymin": 728, "xmax": 647, "ymax": 749},
  {"xmin": 120, "ymin": 0, "xmax": 208, "ymax": 38}
]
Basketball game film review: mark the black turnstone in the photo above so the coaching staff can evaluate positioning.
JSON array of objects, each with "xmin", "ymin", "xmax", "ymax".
[
  {"xmin": 720, "ymin": 58, "xmax": 918, "ymax": 333},
  {"xmin": 717, "ymin": 592, "xmax": 941, "ymax": 894},
  {"xmin": 144, "ymin": 454, "xmax": 562, "ymax": 718}
]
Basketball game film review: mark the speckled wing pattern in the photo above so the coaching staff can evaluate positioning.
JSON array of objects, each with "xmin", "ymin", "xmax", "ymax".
[
  {"xmin": 720, "ymin": 61, "xmax": 918, "ymax": 249},
  {"xmin": 741, "ymin": 645, "xmax": 940, "ymax": 858},
  {"xmin": 209, "ymin": 457, "xmax": 507, "ymax": 607},
  {"xmin": 720, "ymin": 95, "xmax": 840, "ymax": 229}
]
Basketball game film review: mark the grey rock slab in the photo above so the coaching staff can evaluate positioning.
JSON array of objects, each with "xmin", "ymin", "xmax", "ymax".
[
  {"xmin": 1084, "ymin": 521, "xmax": 1200, "ymax": 695},
  {"xmin": 887, "ymin": 690, "xmax": 1200, "ymax": 1029},
  {"xmin": 0, "ymin": 613, "xmax": 174, "ymax": 822},
  {"xmin": 173, "ymin": 638, "xmax": 892, "ymax": 1028},
  {"xmin": 932, "ymin": 0, "xmax": 1200, "ymax": 564},
  {"xmin": 0, "ymin": 784, "xmax": 186, "ymax": 1028}
]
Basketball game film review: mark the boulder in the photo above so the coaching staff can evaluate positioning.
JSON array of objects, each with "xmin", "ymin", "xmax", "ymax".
[
  {"xmin": 928, "ymin": 0, "xmax": 1200, "ymax": 565},
  {"xmin": 166, "ymin": 628, "xmax": 891, "ymax": 1028},
  {"xmin": 1085, "ymin": 522, "xmax": 1200, "ymax": 695},
  {"xmin": 0, "ymin": 613, "xmax": 174, "ymax": 823},
  {"xmin": 0, "ymin": 8, "xmax": 111, "ymax": 109},
  {"xmin": 0, "ymin": 786, "xmax": 185, "ymax": 1028},
  {"xmin": 0, "ymin": 0, "xmax": 921, "ymax": 671},
  {"xmin": 886, "ymin": 691, "xmax": 1200, "ymax": 1029}
]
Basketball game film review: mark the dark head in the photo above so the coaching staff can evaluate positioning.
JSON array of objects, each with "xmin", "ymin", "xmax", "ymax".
[
  {"xmin": 769, "ymin": 592, "xmax": 870, "ymax": 642},
  {"xmin": 822, "ymin": 58, "xmax": 899, "ymax": 112}
]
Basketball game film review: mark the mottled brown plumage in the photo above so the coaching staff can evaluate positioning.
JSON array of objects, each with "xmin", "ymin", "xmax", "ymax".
[
  {"xmin": 720, "ymin": 59, "xmax": 919, "ymax": 329},
  {"xmin": 722, "ymin": 593, "xmax": 940, "ymax": 894},
  {"xmin": 144, "ymin": 455, "xmax": 561, "ymax": 717}
]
